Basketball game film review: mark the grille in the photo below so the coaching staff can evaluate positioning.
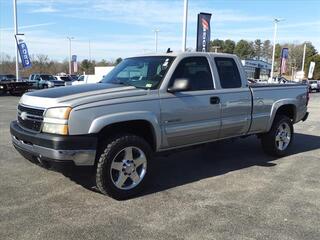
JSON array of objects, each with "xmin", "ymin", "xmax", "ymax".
[
  {"xmin": 17, "ymin": 104, "xmax": 44, "ymax": 132},
  {"xmin": 18, "ymin": 105, "xmax": 44, "ymax": 116}
]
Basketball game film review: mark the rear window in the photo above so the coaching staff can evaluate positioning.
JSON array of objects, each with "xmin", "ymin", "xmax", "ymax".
[{"xmin": 215, "ymin": 57, "xmax": 242, "ymax": 88}]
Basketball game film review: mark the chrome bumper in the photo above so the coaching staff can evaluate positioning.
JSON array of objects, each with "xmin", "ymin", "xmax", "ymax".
[{"xmin": 12, "ymin": 135, "xmax": 96, "ymax": 166}]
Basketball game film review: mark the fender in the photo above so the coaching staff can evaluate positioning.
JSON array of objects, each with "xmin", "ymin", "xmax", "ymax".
[
  {"xmin": 88, "ymin": 111, "xmax": 162, "ymax": 150},
  {"xmin": 267, "ymin": 99, "xmax": 297, "ymax": 132}
]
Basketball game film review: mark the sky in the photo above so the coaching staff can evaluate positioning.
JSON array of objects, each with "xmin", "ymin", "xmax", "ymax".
[{"xmin": 0, "ymin": 0, "xmax": 319, "ymax": 62}]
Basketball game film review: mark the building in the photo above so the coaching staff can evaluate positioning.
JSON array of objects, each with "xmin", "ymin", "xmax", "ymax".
[{"xmin": 241, "ymin": 59, "xmax": 271, "ymax": 80}]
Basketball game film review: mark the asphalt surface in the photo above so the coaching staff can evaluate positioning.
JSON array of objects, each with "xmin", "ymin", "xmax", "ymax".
[{"xmin": 0, "ymin": 92, "xmax": 319, "ymax": 240}]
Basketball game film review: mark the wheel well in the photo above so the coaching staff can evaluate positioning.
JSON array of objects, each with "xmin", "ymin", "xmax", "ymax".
[
  {"xmin": 97, "ymin": 120, "xmax": 156, "ymax": 151},
  {"xmin": 275, "ymin": 104, "xmax": 296, "ymax": 121}
]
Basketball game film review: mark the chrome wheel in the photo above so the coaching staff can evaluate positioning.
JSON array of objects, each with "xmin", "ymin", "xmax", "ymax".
[
  {"xmin": 275, "ymin": 122, "xmax": 291, "ymax": 151},
  {"xmin": 110, "ymin": 146, "xmax": 147, "ymax": 190}
]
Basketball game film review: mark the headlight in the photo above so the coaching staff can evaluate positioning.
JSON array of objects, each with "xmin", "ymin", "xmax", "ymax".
[
  {"xmin": 42, "ymin": 107, "xmax": 72, "ymax": 135},
  {"xmin": 45, "ymin": 107, "xmax": 72, "ymax": 119}
]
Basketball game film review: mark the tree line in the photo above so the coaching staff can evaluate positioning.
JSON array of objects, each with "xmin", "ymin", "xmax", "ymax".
[
  {"xmin": 210, "ymin": 39, "xmax": 319, "ymax": 79},
  {"xmin": 0, "ymin": 39, "xmax": 319, "ymax": 79},
  {"xmin": 0, "ymin": 54, "xmax": 122, "ymax": 78}
]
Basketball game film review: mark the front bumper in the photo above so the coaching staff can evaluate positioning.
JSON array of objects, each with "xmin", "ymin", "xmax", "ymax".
[{"xmin": 10, "ymin": 121, "xmax": 97, "ymax": 166}]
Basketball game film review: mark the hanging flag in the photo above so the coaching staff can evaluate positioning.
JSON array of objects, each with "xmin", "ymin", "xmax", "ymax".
[
  {"xmin": 71, "ymin": 55, "xmax": 77, "ymax": 73},
  {"xmin": 308, "ymin": 61, "xmax": 315, "ymax": 79},
  {"xmin": 280, "ymin": 48, "xmax": 289, "ymax": 75},
  {"xmin": 196, "ymin": 12, "xmax": 212, "ymax": 52},
  {"xmin": 15, "ymin": 35, "xmax": 32, "ymax": 68}
]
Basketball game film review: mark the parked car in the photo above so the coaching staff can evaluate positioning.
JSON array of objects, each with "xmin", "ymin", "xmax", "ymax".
[
  {"xmin": 308, "ymin": 80, "xmax": 320, "ymax": 92},
  {"xmin": 11, "ymin": 52, "xmax": 309, "ymax": 199},
  {"xmin": 28, "ymin": 74, "xmax": 65, "ymax": 89},
  {"xmin": 54, "ymin": 75, "xmax": 73, "ymax": 86},
  {"xmin": 69, "ymin": 74, "xmax": 79, "ymax": 81}
]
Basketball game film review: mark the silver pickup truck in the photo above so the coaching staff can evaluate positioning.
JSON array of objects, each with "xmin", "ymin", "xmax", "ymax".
[{"xmin": 10, "ymin": 52, "xmax": 309, "ymax": 199}]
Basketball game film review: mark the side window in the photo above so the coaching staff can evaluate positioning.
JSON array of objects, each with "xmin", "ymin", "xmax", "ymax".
[
  {"xmin": 35, "ymin": 75, "xmax": 41, "ymax": 81},
  {"xmin": 215, "ymin": 57, "xmax": 241, "ymax": 88},
  {"xmin": 170, "ymin": 57, "xmax": 213, "ymax": 91}
]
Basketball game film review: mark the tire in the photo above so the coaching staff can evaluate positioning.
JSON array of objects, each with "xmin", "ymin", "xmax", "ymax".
[
  {"xmin": 261, "ymin": 115, "xmax": 294, "ymax": 157},
  {"xmin": 95, "ymin": 134, "xmax": 153, "ymax": 200},
  {"xmin": 43, "ymin": 85, "xmax": 48, "ymax": 89}
]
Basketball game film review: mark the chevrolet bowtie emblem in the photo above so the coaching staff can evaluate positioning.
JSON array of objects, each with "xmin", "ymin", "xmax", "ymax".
[{"xmin": 20, "ymin": 112, "xmax": 28, "ymax": 121}]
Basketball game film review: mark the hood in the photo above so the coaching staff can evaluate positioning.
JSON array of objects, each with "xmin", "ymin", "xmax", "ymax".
[{"xmin": 20, "ymin": 83, "xmax": 148, "ymax": 108}]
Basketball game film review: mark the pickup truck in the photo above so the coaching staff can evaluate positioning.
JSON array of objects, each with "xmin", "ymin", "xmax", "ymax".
[
  {"xmin": 28, "ymin": 74, "xmax": 66, "ymax": 89},
  {"xmin": 0, "ymin": 74, "xmax": 31, "ymax": 95},
  {"xmin": 10, "ymin": 52, "xmax": 309, "ymax": 199}
]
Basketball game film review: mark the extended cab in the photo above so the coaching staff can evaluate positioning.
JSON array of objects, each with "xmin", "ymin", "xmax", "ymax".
[{"xmin": 10, "ymin": 52, "xmax": 309, "ymax": 199}]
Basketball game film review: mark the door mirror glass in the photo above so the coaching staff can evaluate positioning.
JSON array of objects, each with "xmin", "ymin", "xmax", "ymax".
[{"xmin": 168, "ymin": 78, "xmax": 190, "ymax": 93}]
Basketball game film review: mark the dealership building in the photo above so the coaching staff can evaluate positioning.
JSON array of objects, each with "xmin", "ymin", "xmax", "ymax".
[{"xmin": 241, "ymin": 59, "xmax": 272, "ymax": 80}]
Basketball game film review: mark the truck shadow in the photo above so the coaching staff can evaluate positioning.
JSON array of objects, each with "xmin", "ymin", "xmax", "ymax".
[{"xmin": 49, "ymin": 132, "xmax": 320, "ymax": 198}]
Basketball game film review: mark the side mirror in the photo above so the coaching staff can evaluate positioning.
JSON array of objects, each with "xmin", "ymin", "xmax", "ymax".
[{"xmin": 167, "ymin": 78, "xmax": 190, "ymax": 93}]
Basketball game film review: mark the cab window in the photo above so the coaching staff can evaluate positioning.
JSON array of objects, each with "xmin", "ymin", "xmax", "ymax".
[
  {"xmin": 215, "ymin": 57, "xmax": 241, "ymax": 88},
  {"xmin": 170, "ymin": 57, "xmax": 213, "ymax": 91}
]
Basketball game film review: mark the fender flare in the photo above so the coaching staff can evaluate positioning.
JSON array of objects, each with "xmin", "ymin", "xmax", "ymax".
[
  {"xmin": 267, "ymin": 99, "xmax": 297, "ymax": 132},
  {"xmin": 88, "ymin": 111, "xmax": 162, "ymax": 150}
]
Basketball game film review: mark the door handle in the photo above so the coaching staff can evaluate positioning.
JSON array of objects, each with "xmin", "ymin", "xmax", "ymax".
[{"xmin": 210, "ymin": 96, "xmax": 220, "ymax": 104}]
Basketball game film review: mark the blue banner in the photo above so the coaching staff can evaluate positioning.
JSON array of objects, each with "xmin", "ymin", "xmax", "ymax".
[{"xmin": 16, "ymin": 37, "xmax": 32, "ymax": 68}]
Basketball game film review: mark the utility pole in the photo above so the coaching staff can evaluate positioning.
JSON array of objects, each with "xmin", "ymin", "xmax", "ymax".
[
  {"xmin": 182, "ymin": 0, "xmax": 188, "ymax": 52},
  {"xmin": 301, "ymin": 42, "xmax": 307, "ymax": 72},
  {"xmin": 270, "ymin": 18, "xmax": 284, "ymax": 82},
  {"xmin": 13, "ymin": 0, "xmax": 19, "ymax": 81},
  {"xmin": 67, "ymin": 37, "xmax": 74, "ymax": 75},
  {"xmin": 153, "ymin": 29, "xmax": 159, "ymax": 52}
]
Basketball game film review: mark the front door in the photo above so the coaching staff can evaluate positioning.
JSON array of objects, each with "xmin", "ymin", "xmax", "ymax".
[{"xmin": 160, "ymin": 56, "xmax": 221, "ymax": 148}]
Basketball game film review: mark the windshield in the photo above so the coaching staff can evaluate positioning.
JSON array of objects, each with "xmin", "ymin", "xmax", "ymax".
[
  {"xmin": 101, "ymin": 56, "xmax": 175, "ymax": 89},
  {"xmin": 40, "ymin": 75, "xmax": 55, "ymax": 81}
]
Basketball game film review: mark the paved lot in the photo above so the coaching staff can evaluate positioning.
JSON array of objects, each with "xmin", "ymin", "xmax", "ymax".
[{"xmin": 0, "ymin": 93, "xmax": 319, "ymax": 240}]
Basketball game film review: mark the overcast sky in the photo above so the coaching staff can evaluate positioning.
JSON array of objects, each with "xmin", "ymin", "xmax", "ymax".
[{"xmin": 0, "ymin": 0, "xmax": 319, "ymax": 61}]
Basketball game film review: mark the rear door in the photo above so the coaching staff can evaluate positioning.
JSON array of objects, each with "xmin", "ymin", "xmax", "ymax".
[
  {"xmin": 160, "ymin": 56, "xmax": 221, "ymax": 148},
  {"xmin": 213, "ymin": 57, "xmax": 252, "ymax": 138}
]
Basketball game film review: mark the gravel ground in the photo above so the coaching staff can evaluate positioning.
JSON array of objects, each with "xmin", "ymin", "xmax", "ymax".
[{"xmin": 0, "ymin": 93, "xmax": 319, "ymax": 240}]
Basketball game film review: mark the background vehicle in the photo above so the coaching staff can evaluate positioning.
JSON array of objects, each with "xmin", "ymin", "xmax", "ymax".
[
  {"xmin": 0, "ymin": 74, "xmax": 31, "ymax": 95},
  {"xmin": 72, "ymin": 67, "xmax": 114, "ymax": 85},
  {"xmin": 69, "ymin": 74, "xmax": 79, "ymax": 81},
  {"xmin": 28, "ymin": 74, "xmax": 65, "ymax": 89},
  {"xmin": 10, "ymin": 52, "xmax": 309, "ymax": 199},
  {"xmin": 308, "ymin": 80, "xmax": 320, "ymax": 92},
  {"xmin": 54, "ymin": 75, "xmax": 73, "ymax": 86}
]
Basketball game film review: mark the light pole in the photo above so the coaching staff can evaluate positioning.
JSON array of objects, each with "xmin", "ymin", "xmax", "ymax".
[
  {"xmin": 182, "ymin": 0, "xmax": 188, "ymax": 52},
  {"xmin": 270, "ymin": 18, "xmax": 284, "ymax": 82},
  {"xmin": 89, "ymin": 40, "xmax": 92, "ymax": 62},
  {"xmin": 13, "ymin": 0, "xmax": 19, "ymax": 81},
  {"xmin": 301, "ymin": 42, "xmax": 307, "ymax": 72},
  {"xmin": 67, "ymin": 37, "xmax": 74, "ymax": 75},
  {"xmin": 153, "ymin": 29, "xmax": 159, "ymax": 52}
]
